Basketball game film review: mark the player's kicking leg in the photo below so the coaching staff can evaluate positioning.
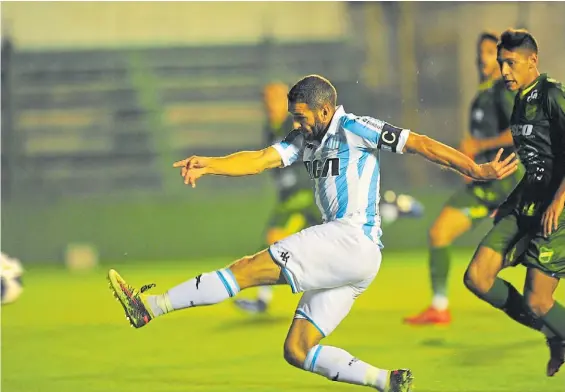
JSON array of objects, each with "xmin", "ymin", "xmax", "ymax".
[
  {"xmin": 108, "ymin": 249, "xmax": 285, "ymax": 328},
  {"xmin": 283, "ymin": 287, "xmax": 413, "ymax": 392},
  {"xmin": 267, "ymin": 221, "xmax": 413, "ymax": 391}
]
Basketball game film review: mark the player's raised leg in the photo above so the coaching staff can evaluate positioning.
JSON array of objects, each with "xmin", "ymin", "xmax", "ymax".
[
  {"xmin": 284, "ymin": 286, "xmax": 413, "ymax": 392},
  {"xmin": 107, "ymin": 249, "xmax": 285, "ymax": 328}
]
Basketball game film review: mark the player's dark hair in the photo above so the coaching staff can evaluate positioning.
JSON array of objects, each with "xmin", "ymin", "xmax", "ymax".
[
  {"xmin": 477, "ymin": 31, "xmax": 499, "ymax": 47},
  {"xmin": 497, "ymin": 29, "xmax": 538, "ymax": 54},
  {"xmin": 287, "ymin": 75, "xmax": 337, "ymax": 110}
]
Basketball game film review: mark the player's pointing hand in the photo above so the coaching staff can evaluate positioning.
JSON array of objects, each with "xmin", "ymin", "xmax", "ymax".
[
  {"xmin": 172, "ymin": 156, "xmax": 210, "ymax": 188},
  {"xmin": 476, "ymin": 148, "xmax": 519, "ymax": 181}
]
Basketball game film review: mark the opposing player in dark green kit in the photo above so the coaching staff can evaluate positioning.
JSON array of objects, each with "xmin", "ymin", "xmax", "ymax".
[
  {"xmin": 405, "ymin": 32, "xmax": 524, "ymax": 325},
  {"xmin": 464, "ymin": 29, "xmax": 565, "ymax": 377}
]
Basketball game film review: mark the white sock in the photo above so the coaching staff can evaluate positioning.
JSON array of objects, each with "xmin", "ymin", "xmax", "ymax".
[
  {"xmin": 147, "ymin": 269, "xmax": 240, "ymax": 316},
  {"xmin": 257, "ymin": 286, "xmax": 273, "ymax": 303},
  {"xmin": 432, "ymin": 294, "xmax": 449, "ymax": 311},
  {"xmin": 304, "ymin": 345, "xmax": 389, "ymax": 391}
]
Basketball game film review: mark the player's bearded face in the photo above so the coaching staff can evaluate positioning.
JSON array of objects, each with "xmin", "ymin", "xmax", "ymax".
[
  {"xmin": 498, "ymin": 48, "xmax": 537, "ymax": 91},
  {"xmin": 289, "ymin": 102, "xmax": 332, "ymax": 141}
]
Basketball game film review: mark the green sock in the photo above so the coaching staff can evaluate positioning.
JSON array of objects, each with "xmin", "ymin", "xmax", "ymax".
[
  {"xmin": 541, "ymin": 302, "xmax": 565, "ymax": 339},
  {"xmin": 481, "ymin": 278, "xmax": 544, "ymax": 332},
  {"xmin": 429, "ymin": 247, "xmax": 450, "ymax": 297}
]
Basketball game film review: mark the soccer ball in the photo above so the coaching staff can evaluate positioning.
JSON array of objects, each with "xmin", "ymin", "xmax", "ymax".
[{"xmin": 1, "ymin": 253, "xmax": 24, "ymax": 305}]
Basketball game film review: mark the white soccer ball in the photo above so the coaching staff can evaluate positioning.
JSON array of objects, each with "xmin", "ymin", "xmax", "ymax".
[
  {"xmin": 380, "ymin": 202, "xmax": 399, "ymax": 224},
  {"xmin": 1, "ymin": 253, "xmax": 24, "ymax": 305}
]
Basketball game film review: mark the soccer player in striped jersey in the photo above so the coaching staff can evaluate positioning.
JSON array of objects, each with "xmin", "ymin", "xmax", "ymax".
[
  {"xmin": 234, "ymin": 81, "xmax": 424, "ymax": 314},
  {"xmin": 108, "ymin": 75, "xmax": 517, "ymax": 392}
]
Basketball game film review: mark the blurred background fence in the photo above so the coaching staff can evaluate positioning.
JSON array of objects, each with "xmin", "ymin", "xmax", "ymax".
[{"xmin": 2, "ymin": 2, "xmax": 565, "ymax": 263}]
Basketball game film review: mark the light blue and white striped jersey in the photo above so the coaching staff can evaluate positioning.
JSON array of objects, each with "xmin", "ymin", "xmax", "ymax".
[{"xmin": 272, "ymin": 106, "xmax": 410, "ymax": 247}]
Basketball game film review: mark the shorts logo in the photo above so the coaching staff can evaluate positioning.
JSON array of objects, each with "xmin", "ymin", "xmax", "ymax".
[
  {"xmin": 539, "ymin": 247, "xmax": 554, "ymax": 264},
  {"xmin": 195, "ymin": 274, "xmax": 202, "ymax": 290},
  {"xmin": 279, "ymin": 251, "xmax": 290, "ymax": 265}
]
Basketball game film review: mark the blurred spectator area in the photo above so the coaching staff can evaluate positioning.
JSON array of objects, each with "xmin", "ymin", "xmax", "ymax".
[
  {"xmin": 1, "ymin": 2, "xmax": 364, "ymax": 200},
  {"xmin": 2, "ymin": 1, "xmax": 564, "ymax": 201}
]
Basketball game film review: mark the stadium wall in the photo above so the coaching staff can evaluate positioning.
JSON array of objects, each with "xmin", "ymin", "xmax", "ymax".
[{"xmin": 1, "ymin": 2, "xmax": 348, "ymax": 49}]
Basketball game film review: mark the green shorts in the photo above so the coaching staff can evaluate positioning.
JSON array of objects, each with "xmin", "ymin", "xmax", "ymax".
[
  {"xmin": 445, "ymin": 167, "xmax": 524, "ymax": 223},
  {"xmin": 479, "ymin": 210, "xmax": 565, "ymax": 278}
]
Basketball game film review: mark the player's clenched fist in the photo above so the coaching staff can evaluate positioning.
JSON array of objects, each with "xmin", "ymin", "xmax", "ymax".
[{"xmin": 172, "ymin": 156, "xmax": 210, "ymax": 188}]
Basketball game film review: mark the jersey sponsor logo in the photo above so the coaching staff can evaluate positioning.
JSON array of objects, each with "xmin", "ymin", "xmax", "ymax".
[
  {"xmin": 359, "ymin": 116, "xmax": 385, "ymax": 131},
  {"xmin": 526, "ymin": 89, "xmax": 538, "ymax": 103},
  {"xmin": 377, "ymin": 124, "xmax": 403, "ymax": 152},
  {"xmin": 511, "ymin": 124, "xmax": 534, "ymax": 137},
  {"xmin": 304, "ymin": 158, "xmax": 340, "ymax": 179}
]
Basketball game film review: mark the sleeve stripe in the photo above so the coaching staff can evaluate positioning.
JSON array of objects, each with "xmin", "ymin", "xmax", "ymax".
[
  {"xmin": 343, "ymin": 119, "xmax": 379, "ymax": 144},
  {"xmin": 271, "ymin": 143, "xmax": 291, "ymax": 167}
]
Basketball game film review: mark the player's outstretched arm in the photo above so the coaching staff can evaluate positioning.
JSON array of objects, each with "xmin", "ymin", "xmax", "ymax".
[
  {"xmin": 403, "ymin": 132, "xmax": 519, "ymax": 181},
  {"xmin": 173, "ymin": 147, "xmax": 283, "ymax": 187}
]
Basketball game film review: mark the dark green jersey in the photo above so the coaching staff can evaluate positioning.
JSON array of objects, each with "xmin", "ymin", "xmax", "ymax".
[
  {"xmin": 507, "ymin": 74, "xmax": 565, "ymax": 215},
  {"xmin": 469, "ymin": 78, "xmax": 516, "ymax": 163},
  {"xmin": 265, "ymin": 115, "xmax": 311, "ymax": 200}
]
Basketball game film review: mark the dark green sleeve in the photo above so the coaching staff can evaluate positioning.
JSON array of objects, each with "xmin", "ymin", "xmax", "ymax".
[
  {"xmin": 496, "ymin": 88, "xmax": 515, "ymax": 132},
  {"xmin": 547, "ymin": 83, "xmax": 565, "ymax": 137}
]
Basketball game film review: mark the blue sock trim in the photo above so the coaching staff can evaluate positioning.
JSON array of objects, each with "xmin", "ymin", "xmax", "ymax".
[
  {"xmin": 310, "ymin": 345, "xmax": 323, "ymax": 371},
  {"xmin": 268, "ymin": 248, "xmax": 298, "ymax": 293},
  {"xmin": 303, "ymin": 345, "xmax": 317, "ymax": 371},
  {"xmin": 216, "ymin": 271, "xmax": 234, "ymax": 297},
  {"xmin": 296, "ymin": 310, "xmax": 326, "ymax": 337},
  {"xmin": 222, "ymin": 268, "xmax": 241, "ymax": 293}
]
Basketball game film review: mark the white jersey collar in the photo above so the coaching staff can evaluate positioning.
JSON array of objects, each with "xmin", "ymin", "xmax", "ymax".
[{"xmin": 326, "ymin": 105, "xmax": 345, "ymax": 136}]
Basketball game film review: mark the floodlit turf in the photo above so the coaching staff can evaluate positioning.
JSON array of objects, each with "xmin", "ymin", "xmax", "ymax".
[{"xmin": 2, "ymin": 249, "xmax": 564, "ymax": 392}]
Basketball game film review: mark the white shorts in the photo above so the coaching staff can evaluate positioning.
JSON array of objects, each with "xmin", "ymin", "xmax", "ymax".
[{"xmin": 268, "ymin": 219, "xmax": 382, "ymax": 337}]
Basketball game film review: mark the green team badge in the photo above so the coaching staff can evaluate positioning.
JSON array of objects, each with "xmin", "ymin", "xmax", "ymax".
[
  {"xmin": 539, "ymin": 247, "xmax": 554, "ymax": 264},
  {"xmin": 525, "ymin": 104, "xmax": 538, "ymax": 121}
]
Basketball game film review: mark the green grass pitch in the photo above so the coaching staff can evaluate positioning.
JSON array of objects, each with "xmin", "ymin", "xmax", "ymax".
[{"xmin": 2, "ymin": 249, "xmax": 564, "ymax": 392}]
